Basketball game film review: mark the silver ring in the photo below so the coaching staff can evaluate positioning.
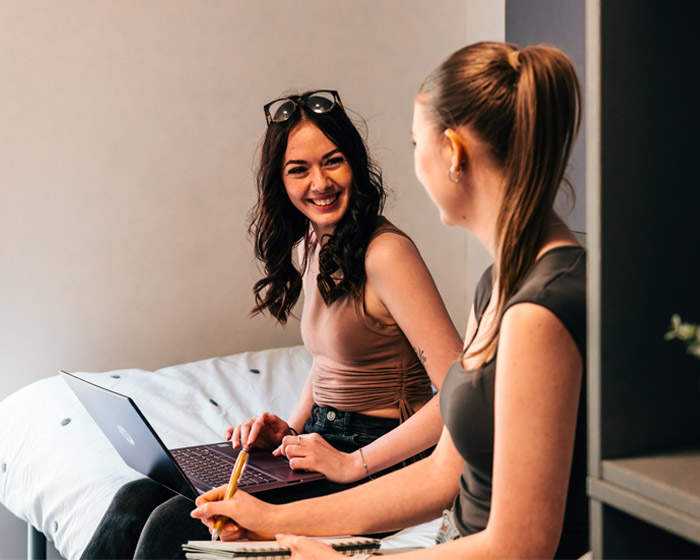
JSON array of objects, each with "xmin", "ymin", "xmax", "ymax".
[{"xmin": 297, "ymin": 436, "xmax": 302, "ymax": 445}]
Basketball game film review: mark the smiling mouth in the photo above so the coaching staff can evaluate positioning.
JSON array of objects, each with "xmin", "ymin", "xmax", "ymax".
[{"xmin": 310, "ymin": 193, "xmax": 340, "ymax": 207}]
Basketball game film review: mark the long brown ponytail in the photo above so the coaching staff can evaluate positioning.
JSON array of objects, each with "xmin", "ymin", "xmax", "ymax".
[{"xmin": 419, "ymin": 42, "xmax": 581, "ymax": 367}]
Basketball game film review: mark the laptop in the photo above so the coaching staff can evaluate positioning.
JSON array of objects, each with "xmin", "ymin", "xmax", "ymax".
[{"xmin": 60, "ymin": 370, "xmax": 326, "ymax": 501}]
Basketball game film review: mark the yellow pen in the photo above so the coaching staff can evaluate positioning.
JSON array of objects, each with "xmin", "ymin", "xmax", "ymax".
[{"xmin": 211, "ymin": 446, "xmax": 249, "ymax": 542}]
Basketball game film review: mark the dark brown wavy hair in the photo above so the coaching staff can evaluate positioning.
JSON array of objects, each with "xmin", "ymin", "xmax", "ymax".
[
  {"xmin": 419, "ymin": 42, "xmax": 581, "ymax": 366},
  {"xmin": 249, "ymin": 92, "xmax": 386, "ymax": 324}
]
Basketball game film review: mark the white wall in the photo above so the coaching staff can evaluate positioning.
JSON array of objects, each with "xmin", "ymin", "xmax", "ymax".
[{"xmin": 0, "ymin": 1, "xmax": 504, "ymax": 557}]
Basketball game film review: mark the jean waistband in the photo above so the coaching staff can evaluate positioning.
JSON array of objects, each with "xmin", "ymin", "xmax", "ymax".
[{"xmin": 309, "ymin": 403, "xmax": 400, "ymax": 431}]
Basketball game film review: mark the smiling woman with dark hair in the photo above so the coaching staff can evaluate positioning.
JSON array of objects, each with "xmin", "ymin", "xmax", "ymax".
[
  {"xmin": 250, "ymin": 90, "xmax": 385, "ymax": 322},
  {"xmin": 227, "ymin": 89, "xmax": 462, "ymax": 481}
]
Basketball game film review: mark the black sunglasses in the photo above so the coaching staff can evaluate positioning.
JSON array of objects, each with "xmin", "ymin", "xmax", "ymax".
[{"xmin": 263, "ymin": 90, "xmax": 344, "ymax": 125}]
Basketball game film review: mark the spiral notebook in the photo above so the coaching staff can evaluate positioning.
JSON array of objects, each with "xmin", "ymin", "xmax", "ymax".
[{"xmin": 182, "ymin": 536, "xmax": 380, "ymax": 558}]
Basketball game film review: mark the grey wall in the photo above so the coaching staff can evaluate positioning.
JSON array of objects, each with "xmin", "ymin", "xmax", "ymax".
[
  {"xmin": 586, "ymin": 2, "xmax": 700, "ymax": 555},
  {"xmin": 0, "ymin": 1, "xmax": 504, "ymax": 558},
  {"xmin": 592, "ymin": 0, "xmax": 700, "ymax": 461},
  {"xmin": 505, "ymin": 0, "xmax": 586, "ymax": 233}
]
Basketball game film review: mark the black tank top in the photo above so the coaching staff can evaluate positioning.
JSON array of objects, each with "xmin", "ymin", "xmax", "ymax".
[{"xmin": 440, "ymin": 246, "xmax": 588, "ymax": 559}]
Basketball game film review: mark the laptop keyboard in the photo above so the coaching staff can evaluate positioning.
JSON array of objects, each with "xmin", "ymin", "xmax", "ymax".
[{"xmin": 172, "ymin": 446, "xmax": 278, "ymax": 489}]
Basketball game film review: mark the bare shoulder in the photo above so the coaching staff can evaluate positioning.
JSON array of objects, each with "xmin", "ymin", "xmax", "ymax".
[
  {"xmin": 365, "ymin": 230, "xmax": 423, "ymax": 274},
  {"xmin": 499, "ymin": 302, "xmax": 582, "ymax": 373}
]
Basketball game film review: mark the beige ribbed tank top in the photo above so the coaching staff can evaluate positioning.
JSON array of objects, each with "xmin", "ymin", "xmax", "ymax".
[{"xmin": 300, "ymin": 218, "xmax": 433, "ymax": 421}]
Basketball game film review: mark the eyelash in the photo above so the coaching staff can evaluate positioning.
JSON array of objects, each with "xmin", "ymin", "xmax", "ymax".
[
  {"xmin": 287, "ymin": 156, "xmax": 345, "ymax": 176},
  {"xmin": 326, "ymin": 154, "xmax": 345, "ymax": 165}
]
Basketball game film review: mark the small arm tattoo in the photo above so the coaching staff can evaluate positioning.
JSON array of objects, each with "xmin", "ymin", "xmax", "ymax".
[{"xmin": 414, "ymin": 346, "xmax": 427, "ymax": 365}]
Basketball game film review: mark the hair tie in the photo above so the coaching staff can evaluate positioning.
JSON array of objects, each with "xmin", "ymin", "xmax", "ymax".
[{"xmin": 508, "ymin": 50, "xmax": 521, "ymax": 71}]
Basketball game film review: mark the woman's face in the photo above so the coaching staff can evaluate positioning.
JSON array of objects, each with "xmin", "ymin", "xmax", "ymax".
[
  {"xmin": 282, "ymin": 120, "xmax": 353, "ymax": 239},
  {"xmin": 411, "ymin": 98, "xmax": 463, "ymax": 227}
]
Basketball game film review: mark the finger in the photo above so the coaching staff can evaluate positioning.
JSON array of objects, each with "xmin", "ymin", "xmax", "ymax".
[
  {"xmin": 223, "ymin": 427, "xmax": 234, "ymax": 441},
  {"xmin": 231, "ymin": 424, "xmax": 243, "ymax": 449},
  {"xmin": 275, "ymin": 533, "xmax": 302, "ymax": 549},
  {"xmin": 190, "ymin": 505, "xmax": 214, "ymax": 527},
  {"xmin": 288, "ymin": 456, "xmax": 318, "ymax": 473},
  {"xmin": 247, "ymin": 416, "xmax": 268, "ymax": 447},
  {"xmin": 279, "ymin": 434, "xmax": 297, "ymax": 458},
  {"xmin": 276, "ymin": 534, "xmax": 336, "ymax": 558},
  {"xmin": 283, "ymin": 434, "xmax": 307, "ymax": 457},
  {"xmin": 239, "ymin": 422, "xmax": 254, "ymax": 448},
  {"xmin": 284, "ymin": 440, "xmax": 301, "ymax": 459},
  {"xmin": 194, "ymin": 484, "xmax": 228, "ymax": 507},
  {"xmin": 219, "ymin": 522, "xmax": 245, "ymax": 541},
  {"xmin": 279, "ymin": 435, "xmax": 289, "ymax": 457},
  {"xmin": 191, "ymin": 500, "xmax": 229, "ymax": 521}
]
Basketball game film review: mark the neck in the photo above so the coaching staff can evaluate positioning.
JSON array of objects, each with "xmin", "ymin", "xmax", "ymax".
[
  {"xmin": 536, "ymin": 212, "xmax": 580, "ymax": 258},
  {"xmin": 461, "ymin": 165, "xmax": 505, "ymax": 257},
  {"xmin": 312, "ymin": 224, "xmax": 335, "ymax": 247}
]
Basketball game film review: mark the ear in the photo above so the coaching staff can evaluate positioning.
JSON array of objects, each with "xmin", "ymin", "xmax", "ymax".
[{"xmin": 443, "ymin": 128, "xmax": 468, "ymax": 172}]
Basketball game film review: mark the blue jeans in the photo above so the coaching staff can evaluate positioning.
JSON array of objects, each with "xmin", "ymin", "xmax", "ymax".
[
  {"xmin": 81, "ymin": 403, "xmax": 399, "ymax": 559},
  {"xmin": 303, "ymin": 403, "xmax": 400, "ymax": 454}
]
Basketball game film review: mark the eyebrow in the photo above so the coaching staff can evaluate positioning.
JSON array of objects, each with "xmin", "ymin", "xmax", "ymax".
[{"xmin": 283, "ymin": 149, "xmax": 342, "ymax": 169}]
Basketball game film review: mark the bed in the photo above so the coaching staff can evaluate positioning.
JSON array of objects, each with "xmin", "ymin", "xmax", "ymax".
[{"xmin": 0, "ymin": 345, "xmax": 440, "ymax": 560}]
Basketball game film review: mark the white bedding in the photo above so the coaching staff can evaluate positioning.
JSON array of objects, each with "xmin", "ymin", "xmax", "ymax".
[{"xmin": 0, "ymin": 346, "xmax": 312, "ymax": 560}]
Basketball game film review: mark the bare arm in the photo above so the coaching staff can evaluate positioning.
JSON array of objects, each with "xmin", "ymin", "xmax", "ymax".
[
  {"xmin": 363, "ymin": 232, "xmax": 462, "ymax": 388},
  {"xmin": 349, "ymin": 233, "xmax": 463, "ymax": 474},
  {"xmin": 394, "ymin": 303, "xmax": 584, "ymax": 559},
  {"xmin": 192, "ymin": 426, "xmax": 463, "ymax": 539},
  {"xmin": 481, "ymin": 303, "xmax": 583, "ymax": 558}
]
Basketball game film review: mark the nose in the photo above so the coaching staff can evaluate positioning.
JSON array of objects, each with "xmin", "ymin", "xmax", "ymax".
[{"xmin": 310, "ymin": 166, "xmax": 332, "ymax": 192}]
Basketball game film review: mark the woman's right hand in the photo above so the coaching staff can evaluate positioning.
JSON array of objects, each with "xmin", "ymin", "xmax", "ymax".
[
  {"xmin": 191, "ymin": 485, "xmax": 277, "ymax": 541},
  {"xmin": 225, "ymin": 412, "xmax": 293, "ymax": 451}
]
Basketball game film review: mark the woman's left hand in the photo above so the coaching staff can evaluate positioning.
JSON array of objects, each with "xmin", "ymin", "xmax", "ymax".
[
  {"xmin": 276, "ymin": 433, "xmax": 363, "ymax": 484},
  {"xmin": 275, "ymin": 534, "xmax": 346, "ymax": 560}
]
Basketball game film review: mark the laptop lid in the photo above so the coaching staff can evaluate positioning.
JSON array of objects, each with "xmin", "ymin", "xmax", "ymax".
[{"xmin": 59, "ymin": 370, "xmax": 325, "ymax": 500}]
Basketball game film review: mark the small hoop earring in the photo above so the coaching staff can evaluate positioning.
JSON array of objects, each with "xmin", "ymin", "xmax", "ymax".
[{"xmin": 448, "ymin": 164, "xmax": 463, "ymax": 183}]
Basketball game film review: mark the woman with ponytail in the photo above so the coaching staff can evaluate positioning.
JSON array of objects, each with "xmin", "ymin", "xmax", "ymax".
[{"xmin": 193, "ymin": 43, "xmax": 588, "ymax": 560}]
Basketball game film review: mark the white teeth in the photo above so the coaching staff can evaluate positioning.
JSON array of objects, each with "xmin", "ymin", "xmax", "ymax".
[{"xmin": 312, "ymin": 193, "xmax": 339, "ymax": 207}]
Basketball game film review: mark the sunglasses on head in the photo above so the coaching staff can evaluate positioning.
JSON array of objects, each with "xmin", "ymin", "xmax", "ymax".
[{"xmin": 263, "ymin": 90, "xmax": 344, "ymax": 125}]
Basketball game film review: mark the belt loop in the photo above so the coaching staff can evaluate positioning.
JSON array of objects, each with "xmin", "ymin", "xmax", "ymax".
[{"xmin": 310, "ymin": 402, "xmax": 319, "ymax": 422}]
